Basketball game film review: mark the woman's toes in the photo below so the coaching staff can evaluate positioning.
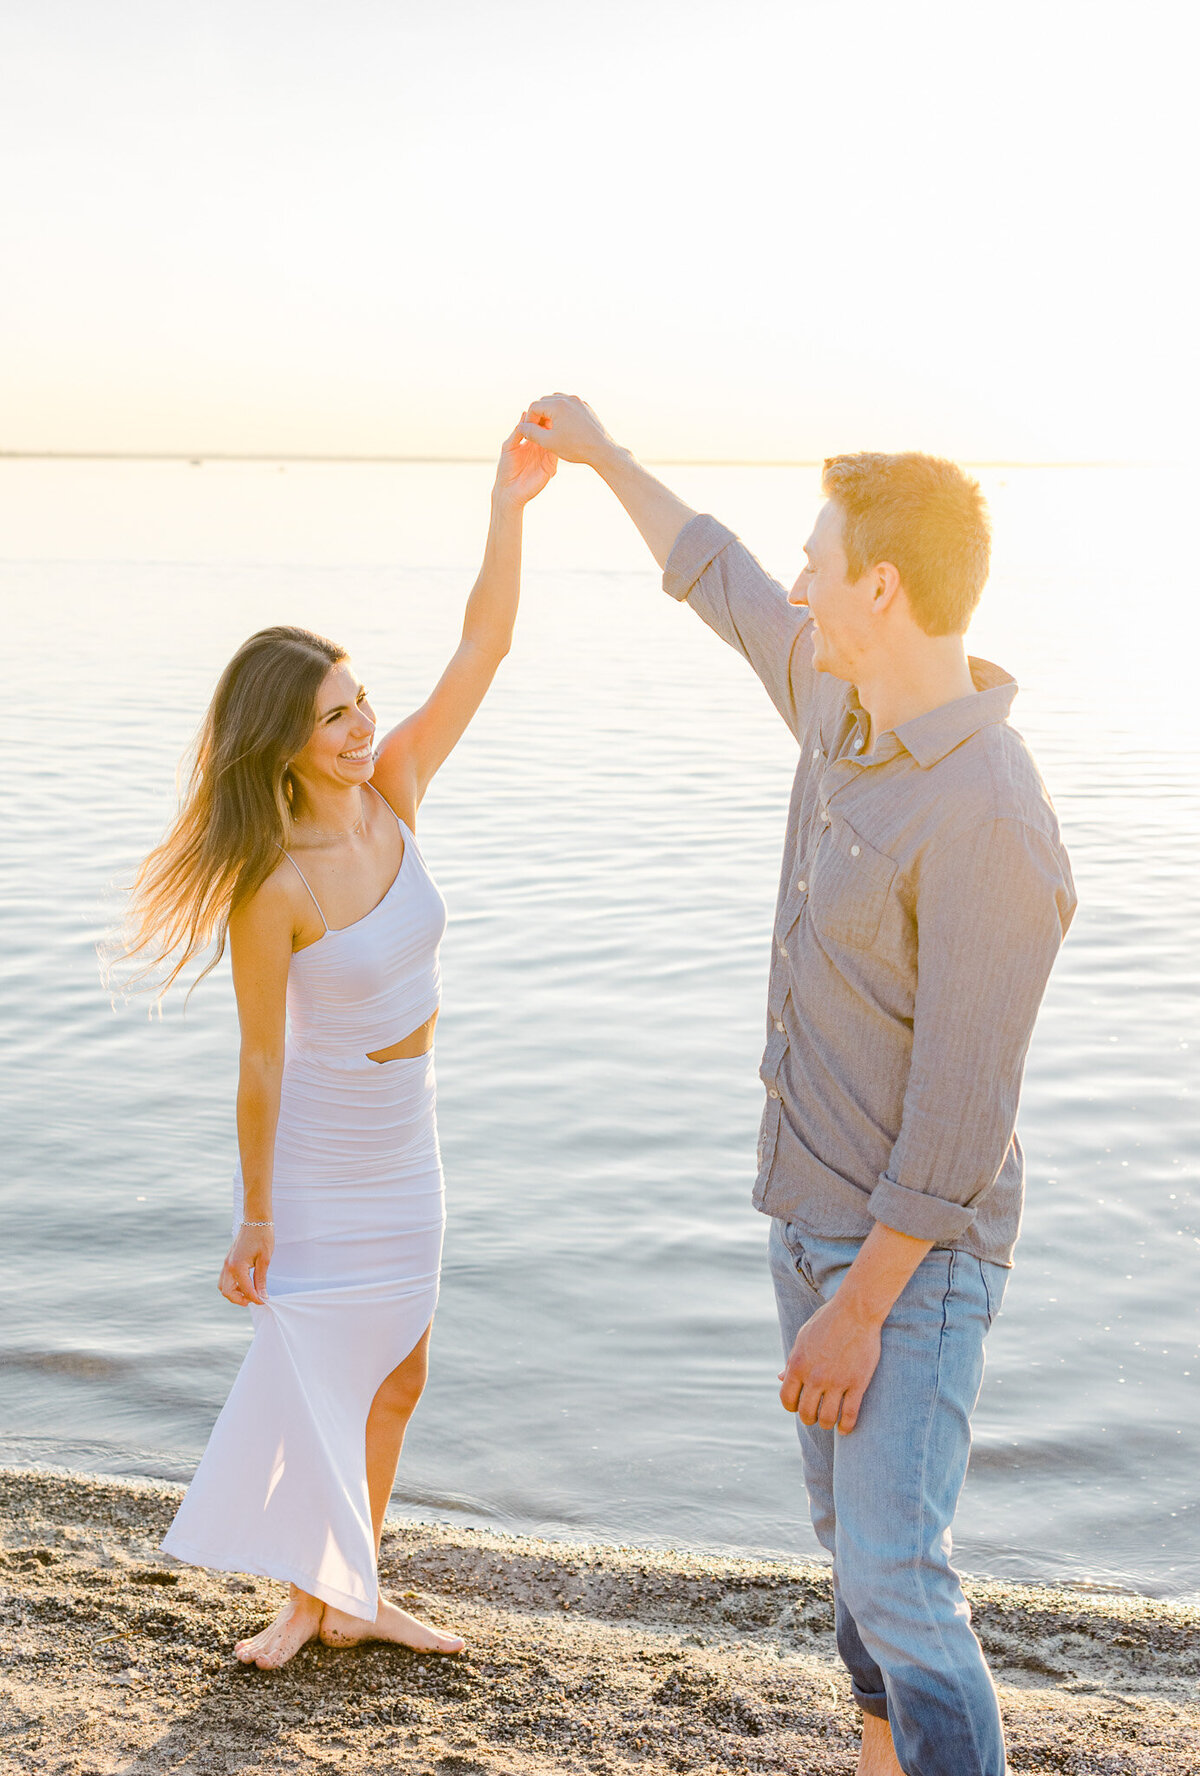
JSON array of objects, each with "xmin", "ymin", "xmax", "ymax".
[{"xmin": 231, "ymin": 1601, "xmax": 322, "ymax": 1668}]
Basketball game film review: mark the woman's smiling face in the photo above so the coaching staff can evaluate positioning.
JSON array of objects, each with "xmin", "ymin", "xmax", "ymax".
[{"xmin": 289, "ymin": 661, "xmax": 377, "ymax": 796}]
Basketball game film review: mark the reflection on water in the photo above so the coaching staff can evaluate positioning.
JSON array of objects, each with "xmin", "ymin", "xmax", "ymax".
[{"xmin": 0, "ymin": 461, "xmax": 1196, "ymax": 1598}]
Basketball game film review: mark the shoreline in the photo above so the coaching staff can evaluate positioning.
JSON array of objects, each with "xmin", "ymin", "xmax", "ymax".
[
  {"xmin": 4, "ymin": 1451, "xmax": 1185, "ymax": 1608},
  {"xmin": 2, "ymin": 1468, "xmax": 1198, "ymax": 1774}
]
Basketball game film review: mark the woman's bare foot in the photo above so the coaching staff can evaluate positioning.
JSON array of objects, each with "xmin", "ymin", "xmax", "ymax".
[
  {"xmin": 319, "ymin": 1596, "xmax": 464, "ymax": 1655},
  {"xmin": 234, "ymin": 1587, "xmax": 324, "ymax": 1668}
]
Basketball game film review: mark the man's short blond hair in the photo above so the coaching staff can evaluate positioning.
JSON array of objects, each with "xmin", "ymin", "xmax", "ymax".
[{"xmin": 821, "ymin": 452, "xmax": 991, "ymax": 637}]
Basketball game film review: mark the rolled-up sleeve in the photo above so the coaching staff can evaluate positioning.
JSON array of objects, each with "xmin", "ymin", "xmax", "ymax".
[
  {"xmin": 663, "ymin": 514, "xmax": 815, "ymax": 739},
  {"xmin": 867, "ymin": 818, "xmax": 1077, "ymax": 1243}
]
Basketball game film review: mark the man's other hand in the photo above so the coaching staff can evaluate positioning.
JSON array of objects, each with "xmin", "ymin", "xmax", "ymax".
[
  {"xmin": 519, "ymin": 394, "xmax": 616, "ymax": 468},
  {"xmin": 778, "ymin": 1294, "xmax": 883, "ymax": 1434}
]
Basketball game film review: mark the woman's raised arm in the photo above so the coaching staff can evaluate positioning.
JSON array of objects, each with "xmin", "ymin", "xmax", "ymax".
[{"xmin": 372, "ymin": 421, "xmax": 555, "ymax": 813}]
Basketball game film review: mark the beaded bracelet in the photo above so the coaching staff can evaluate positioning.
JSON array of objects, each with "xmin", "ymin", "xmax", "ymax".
[{"xmin": 241, "ymin": 1219, "xmax": 274, "ymax": 1227}]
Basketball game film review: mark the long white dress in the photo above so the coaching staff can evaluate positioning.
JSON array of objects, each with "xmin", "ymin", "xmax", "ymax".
[{"xmin": 161, "ymin": 789, "xmax": 447, "ymax": 1619}]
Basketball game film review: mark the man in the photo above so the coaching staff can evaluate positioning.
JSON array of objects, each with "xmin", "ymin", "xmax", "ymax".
[{"xmin": 519, "ymin": 396, "xmax": 1076, "ymax": 1776}]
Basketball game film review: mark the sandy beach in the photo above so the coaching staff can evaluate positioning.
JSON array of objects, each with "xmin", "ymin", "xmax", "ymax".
[{"xmin": 1, "ymin": 1467, "xmax": 1197, "ymax": 1774}]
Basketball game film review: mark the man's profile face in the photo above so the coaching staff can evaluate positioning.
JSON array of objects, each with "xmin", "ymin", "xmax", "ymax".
[{"xmin": 788, "ymin": 500, "xmax": 872, "ymax": 682}]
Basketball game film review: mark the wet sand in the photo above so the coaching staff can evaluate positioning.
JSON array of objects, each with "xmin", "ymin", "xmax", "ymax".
[{"xmin": 1, "ymin": 1467, "xmax": 1197, "ymax": 1773}]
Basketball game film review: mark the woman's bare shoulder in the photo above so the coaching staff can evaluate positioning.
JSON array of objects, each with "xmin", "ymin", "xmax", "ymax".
[{"xmin": 230, "ymin": 853, "xmax": 302, "ymax": 942}]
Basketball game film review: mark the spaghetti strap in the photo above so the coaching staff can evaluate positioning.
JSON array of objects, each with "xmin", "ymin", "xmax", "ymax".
[
  {"xmin": 275, "ymin": 845, "xmax": 329, "ymax": 933},
  {"xmin": 365, "ymin": 781, "xmax": 404, "ymax": 829},
  {"xmin": 366, "ymin": 783, "xmax": 422, "ymax": 856}
]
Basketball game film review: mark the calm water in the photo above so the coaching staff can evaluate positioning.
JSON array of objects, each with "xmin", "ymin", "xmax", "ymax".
[{"xmin": 1, "ymin": 459, "xmax": 1197, "ymax": 1599}]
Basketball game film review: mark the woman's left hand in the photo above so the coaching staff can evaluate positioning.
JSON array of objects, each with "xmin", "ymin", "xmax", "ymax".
[
  {"xmin": 219, "ymin": 1224, "xmax": 274, "ymax": 1308},
  {"xmin": 492, "ymin": 416, "xmax": 557, "ymax": 508}
]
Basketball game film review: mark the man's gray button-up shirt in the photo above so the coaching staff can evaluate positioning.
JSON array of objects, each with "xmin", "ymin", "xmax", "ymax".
[{"xmin": 664, "ymin": 514, "xmax": 1077, "ymax": 1267}]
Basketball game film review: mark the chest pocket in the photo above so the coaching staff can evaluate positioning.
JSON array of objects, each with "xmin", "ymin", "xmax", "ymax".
[{"xmin": 807, "ymin": 816, "xmax": 897, "ymax": 952}]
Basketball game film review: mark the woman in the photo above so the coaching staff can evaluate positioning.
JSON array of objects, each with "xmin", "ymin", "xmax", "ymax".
[{"xmin": 119, "ymin": 422, "xmax": 554, "ymax": 1668}]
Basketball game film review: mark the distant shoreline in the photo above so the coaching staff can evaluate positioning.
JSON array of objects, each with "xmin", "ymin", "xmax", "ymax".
[
  {"xmin": 2, "ymin": 1465, "xmax": 1198, "ymax": 1773},
  {"xmin": 0, "ymin": 450, "xmax": 1132, "ymax": 469}
]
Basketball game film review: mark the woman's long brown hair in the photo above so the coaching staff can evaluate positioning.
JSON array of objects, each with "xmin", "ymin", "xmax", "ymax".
[{"xmin": 113, "ymin": 625, "xmax": 347, "ymax": 998}]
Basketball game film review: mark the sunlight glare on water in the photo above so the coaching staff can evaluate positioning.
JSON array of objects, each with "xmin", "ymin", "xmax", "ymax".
[{"xmin": 0, "ymin": 458, "xmax": 1196, "ymax": 1598}]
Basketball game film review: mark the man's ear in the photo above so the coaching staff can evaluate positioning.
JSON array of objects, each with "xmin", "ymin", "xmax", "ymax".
[{"xmin": 871, "ymin": 562, "xmax": 904, "ymax": 613}]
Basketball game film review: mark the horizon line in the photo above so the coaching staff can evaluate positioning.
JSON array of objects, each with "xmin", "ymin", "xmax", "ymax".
[{"xmin": 0, "ymin": 449, "xmax": 1132, "ymax": 470}]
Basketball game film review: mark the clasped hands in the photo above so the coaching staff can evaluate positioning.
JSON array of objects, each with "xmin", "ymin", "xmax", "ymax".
[
  {"xmin": 494, "ymin": 392, "xmax": 613, "ymax": 507},
  {"xmin": 517, "ymin": 394, "xmax": 615, "ymax": 469}
]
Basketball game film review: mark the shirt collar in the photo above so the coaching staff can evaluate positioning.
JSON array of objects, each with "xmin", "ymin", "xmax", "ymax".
[{"xmin": 848, "ymin": 657, "xmax": 1018, "ymax": 769}]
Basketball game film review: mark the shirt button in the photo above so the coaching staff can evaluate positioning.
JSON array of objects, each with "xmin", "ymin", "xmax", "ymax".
[
  {"xmin": 774, "ymin": 1019, "xmax": 785, "ymax": 1033},
  {"xmin": 767, "ymin": 1087, "xmax": 780, "ymax": 1099},
  {"xmin": 812, "ymin": 747, "xmax": 822, "ymax": 760},
  {"xmin": 821, "ymin": 809, "xmax": 830, "ymax": 823},
  {"xmin": 796, "ymin": 879, "xmax": 807, "ymax": 892},
  {"xmin": 779, "ymin": 945, "xmax": 788, "ymax": 959},
  {"xmin": 850, "ymin": 844, "xmax": 860, "ymax": 857},
  {"xmin": 854, "ymin": 735, "xmax": 865, "ymax": 750}
]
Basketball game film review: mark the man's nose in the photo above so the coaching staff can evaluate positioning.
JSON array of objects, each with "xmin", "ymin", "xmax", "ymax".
[{"xmin": 788, "ymin": 583, "xmax": 809, "ymax": 607}]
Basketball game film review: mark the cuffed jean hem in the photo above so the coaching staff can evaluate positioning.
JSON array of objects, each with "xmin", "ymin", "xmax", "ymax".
[{"xmin": 853, "ymin": 1685, "xmax": 890, "ymax": 1720}]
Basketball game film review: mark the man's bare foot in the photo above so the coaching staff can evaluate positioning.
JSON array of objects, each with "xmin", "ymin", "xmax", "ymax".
[
  {"xmin": 319, "ymin": 1596, "xmax": 465, "ymax": 1654},
  {"xmin": 858, "ymin": 1711, "xmax": 906, "ymax": 1776},
  {"xmin": 234, "ymin": 1587, "xmax": 324, "ymax": 1668}
]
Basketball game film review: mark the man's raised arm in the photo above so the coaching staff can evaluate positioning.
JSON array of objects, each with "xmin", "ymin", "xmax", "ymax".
[{"xmin": 520, "ymin": 395, "xmax": 815, "ymax": 738}]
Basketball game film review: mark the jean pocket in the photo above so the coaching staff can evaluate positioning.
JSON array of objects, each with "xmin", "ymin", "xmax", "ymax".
[
  {"xmin": 782, "ymin": 1222, "xmax": 863, "ymax": 1296},
  {"xmin": 779, "ymin": 1219, "xmax": 817, "ymax": 1289},
  {"xmin": 979, "ymin": 1259, "xmax": 1009, "ymax": 1327}
]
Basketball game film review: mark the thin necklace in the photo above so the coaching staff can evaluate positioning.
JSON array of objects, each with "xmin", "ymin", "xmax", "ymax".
[{"xmin": 292, "ymin": 789, "xmax": 368, "ymax": 845}]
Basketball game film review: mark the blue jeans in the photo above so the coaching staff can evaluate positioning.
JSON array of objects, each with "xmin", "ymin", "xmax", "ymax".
[{"xmin": 769, "ymin": 1217, "xmax": 1009, "ymax": 1776}]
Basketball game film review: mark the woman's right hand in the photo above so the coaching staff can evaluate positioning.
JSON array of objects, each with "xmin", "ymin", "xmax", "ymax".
[
  {"xmin": 491, "ymin": 415, "xmax": 557, "ymax": 509},
  {"xmin": 219, "ymin": 1224, "xmax": 274, "ymax": 1307}
]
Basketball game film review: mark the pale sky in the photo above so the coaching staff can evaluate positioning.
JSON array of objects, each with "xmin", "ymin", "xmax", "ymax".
[{"xmin": 1, "ymin": 0, "xmax": 1192, "ymax": 462}]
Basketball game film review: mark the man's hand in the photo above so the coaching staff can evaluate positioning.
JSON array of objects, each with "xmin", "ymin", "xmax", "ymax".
[
  {"xmin": 520, "ymin": 394, "xmax": 698, "ymax": 569},
  {"xmin": 779, "ymin": 1293, "xmax": 882, "ymax": 1433},
  {"xmin": 778, "ymin": 1222, "xmax": 935, "ymax": 1433},
  {"xmin": 519, "ymin": 394, "xmax": 617, "ymax": 469}
]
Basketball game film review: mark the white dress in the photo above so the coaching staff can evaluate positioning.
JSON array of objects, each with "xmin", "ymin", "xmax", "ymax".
[{"xmin": 161, "ymin": 788, "xmax": 448, "ymax": 1619}]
